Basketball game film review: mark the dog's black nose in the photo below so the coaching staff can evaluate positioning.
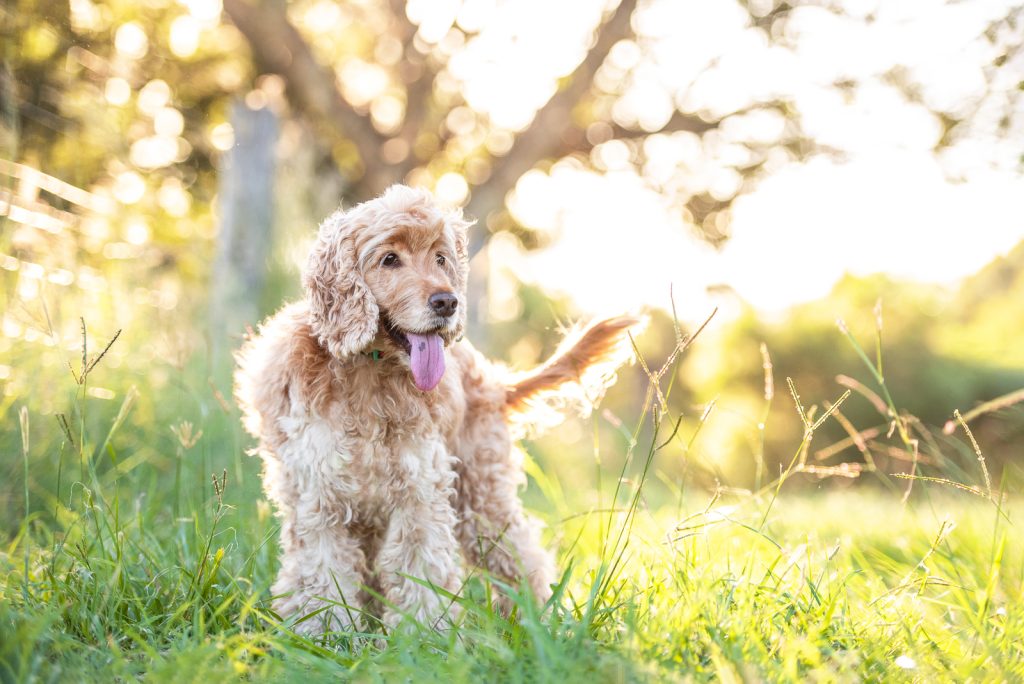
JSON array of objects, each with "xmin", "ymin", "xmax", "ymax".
[{"xmin": 429, "ymin": 292, "xmax": 458, "ymax": 318}]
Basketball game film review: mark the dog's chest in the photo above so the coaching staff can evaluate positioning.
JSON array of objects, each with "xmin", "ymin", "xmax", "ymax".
[
  {"xmin": 324, "ymin": 392, "xmax": 459, "ymax": 515},
  {"xmin": 272, "ymin": 359, "xmax": 467, "ymax": 523}
]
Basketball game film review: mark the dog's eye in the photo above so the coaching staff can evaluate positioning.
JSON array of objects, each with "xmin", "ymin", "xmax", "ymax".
[
  {"xmin": 435, "ymin": 254, "xmax": 446, "ymax": 267},
  {"xmin": 381, "ymin": 252, "xmax": 400, "ymax": 268}
]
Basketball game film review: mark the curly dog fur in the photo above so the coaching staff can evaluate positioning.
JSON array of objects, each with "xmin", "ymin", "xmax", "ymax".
[{"xmin": 235, "ymin": 185, "xmax": 639, "ymax": 634}]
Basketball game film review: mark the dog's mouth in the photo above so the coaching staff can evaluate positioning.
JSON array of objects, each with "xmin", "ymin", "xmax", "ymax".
[{"xmin": 381, "ymin": 315, "xmax": 447, "ymax": 392}]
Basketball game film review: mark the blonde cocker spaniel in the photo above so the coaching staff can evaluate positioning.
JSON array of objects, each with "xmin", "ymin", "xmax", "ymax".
[{"xmin": 235, "ymin": 185, "xmax": 638, "ymax": 634}]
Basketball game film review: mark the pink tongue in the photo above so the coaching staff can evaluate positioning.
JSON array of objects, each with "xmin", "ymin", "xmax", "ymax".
[{"xmin": 407, "ymin": 332, "xmax": 445, "ymax": 391}]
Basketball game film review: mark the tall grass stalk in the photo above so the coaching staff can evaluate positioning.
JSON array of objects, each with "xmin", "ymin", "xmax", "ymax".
[{"xmin": 19, "ymin": 406, "xmax": 29, "ymax": 603}]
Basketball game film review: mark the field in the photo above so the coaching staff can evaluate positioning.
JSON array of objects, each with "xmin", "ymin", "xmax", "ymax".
[
  {"xmin": 6, "ymin": 0, "xmax": 1024, "ymax": 680},
  {"xmin": 2, "ymin": 331, "xmax": 1021, "ymax": 683}
]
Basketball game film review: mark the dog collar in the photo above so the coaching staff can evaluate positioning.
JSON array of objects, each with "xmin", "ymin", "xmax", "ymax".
[{"xmin": 364, "ymin": 349, "xmax": 381, "ymax": 361}]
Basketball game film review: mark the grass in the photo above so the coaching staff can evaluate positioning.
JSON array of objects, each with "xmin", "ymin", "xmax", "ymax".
[{"xmin": 1, "ymin": 317, "xmax": 1022, "ymax": 682}]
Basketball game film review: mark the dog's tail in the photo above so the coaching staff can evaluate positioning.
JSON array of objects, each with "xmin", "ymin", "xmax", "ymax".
[{"xmin": 504, "ymin": 315, "xmax": 644, "ymax": 429}]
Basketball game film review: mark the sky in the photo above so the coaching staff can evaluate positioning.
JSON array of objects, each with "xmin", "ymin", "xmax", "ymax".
[{"xmin": 436, "ymin": 0, "xmax": 1024, "ymax": 321}]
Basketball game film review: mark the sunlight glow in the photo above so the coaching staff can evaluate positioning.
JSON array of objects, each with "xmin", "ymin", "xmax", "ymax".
[
  {"xmin": 125, "ymin": 219, "xmax": 151, "ymax": 245},
  {"xmin": 104, "ymin": 77, "xmax": 131, "ymax": 106},
  {"xmin": 407, "ymin": 0, "xmax": 460, "ymax": 44},
  {"xmin": 170, "ymin": 15, "xmax": 200, "ymax": 58},
  {"xmin": 154, "ymin": 107, "xmax": 185, "ymax": 137},
  {"xmin": 339, "ymin": 60, "xmax": 390, "ymax": 109},
  {"xmin": 158, "ymin": 179, "xmax": 192, "ymax": 217},
  {"xmin": 114, "ymin": 22, "xmax": 148, "ymax": 59},
  {"xmin": 69, "ymin": 0, "xmax": 101, "ymax": 32},
  {"xmin": 138, "ymin": 80, "xmax": 172, "ymax": 116},
  {"xmin": 179, "ymin": 0, "xmax": 223, "ymax": 24},
  {"xmin": 448, "ymin": 0, "xmax": 606, "ymax": 130},
  {"xmin": 469, "ymin": 0, "xmax": 1024, "ymax": 320},
  {"xmin": 209, "ymin": 122, "xmax": 235, "ymax": 151},
  {"xmin": 130, "ymin": 136, "xmax": 178, "ymax": 169},
  {"xmin": 505, "ymin": 165, "xmax": 721, "ymax": 321},
  {"xmin": 370, "ymin": 94, "xmax": 404, "ymax": 135},
  {"xmin": 435, "ymin": 172, "xmax": 469, "ymax": 206},
  {"xmin": 113, "ymin": 171, "xmax": 146, "ymax": 204},
  {"xmin": 298, "ymin": 0, "xmax": 344, "ymax": 32},
  {"xmin": 86, "ymin": 387, "xmax": 116, "ymax": 400}
]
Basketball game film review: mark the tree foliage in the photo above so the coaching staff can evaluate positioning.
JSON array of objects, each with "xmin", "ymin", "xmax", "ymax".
[
  {"xmin": 4, "ymin": 0, "xmax": 1022, "ymax": 268},
  {"xmin": 222, "ymin": 0, "xmax": 1024, "ymax": 253},
  {"xmin": 679, "ymin": 244, "xmax": 1024, "ymax": 487}
]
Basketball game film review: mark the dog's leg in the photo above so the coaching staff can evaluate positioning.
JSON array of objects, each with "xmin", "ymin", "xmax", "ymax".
[
  {"xmin": 455, "ymin": 414, "xmax": 555, "ymax": 609},
  {"xmin": 375, "ymin": 442, "xmax": 462, "ymax": 631},
  {"xmin": 272, "ymin": 501, "xmax": 368, "ymax": 636}
]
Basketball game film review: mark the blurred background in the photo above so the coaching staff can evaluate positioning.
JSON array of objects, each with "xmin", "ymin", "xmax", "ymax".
[{"xmin": 2, "ymin": 0, "xmax": 1023, "ymax": 525}]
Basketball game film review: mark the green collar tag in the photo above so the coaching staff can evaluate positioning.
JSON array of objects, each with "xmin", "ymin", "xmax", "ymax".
[{"xmin": 371, "ymin": 349, "xmax": 380, "ymax": 361}]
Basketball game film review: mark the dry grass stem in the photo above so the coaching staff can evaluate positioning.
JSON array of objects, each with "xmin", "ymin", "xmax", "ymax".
[
  {"xmin": 954, "ymin": 409, "xmax": 992, "ymax": 500},
  {"xmin": 943, "ymin": 388, "xmax": 1024, "ymax": 434}
]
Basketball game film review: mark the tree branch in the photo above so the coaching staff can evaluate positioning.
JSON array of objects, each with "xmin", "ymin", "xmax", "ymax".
[
  {"xmin": 223, "ymin": 0, "xmax": 389, "ymax": 197},
  {"xmin": 464, "ymin": 0, "xmax": 639, "ymax": 254},
  {"xmin": 609, "ymin": 110, "xmax": 720, "ymax": 140}
]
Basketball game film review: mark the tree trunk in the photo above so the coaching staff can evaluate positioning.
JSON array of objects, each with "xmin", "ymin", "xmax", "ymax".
[{"xmin": 209, "ymin": 99, "xmax": 278, "ymax": 366}]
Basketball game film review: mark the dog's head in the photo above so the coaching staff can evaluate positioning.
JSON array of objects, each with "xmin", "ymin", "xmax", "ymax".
[{"xmin": 303, "ymin": 185, "xmax": 473, "ymax": 391}]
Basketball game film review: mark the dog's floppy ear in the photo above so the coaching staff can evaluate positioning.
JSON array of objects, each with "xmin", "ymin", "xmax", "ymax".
[{"xmin": 302, "ymin": 211, "xmax": 379, "ymax": 358}]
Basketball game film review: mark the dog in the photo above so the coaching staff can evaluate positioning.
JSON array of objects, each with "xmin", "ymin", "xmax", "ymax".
[{"xmin": 235, "ymin": 185, "xmax": 639, "ymax": 634}]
